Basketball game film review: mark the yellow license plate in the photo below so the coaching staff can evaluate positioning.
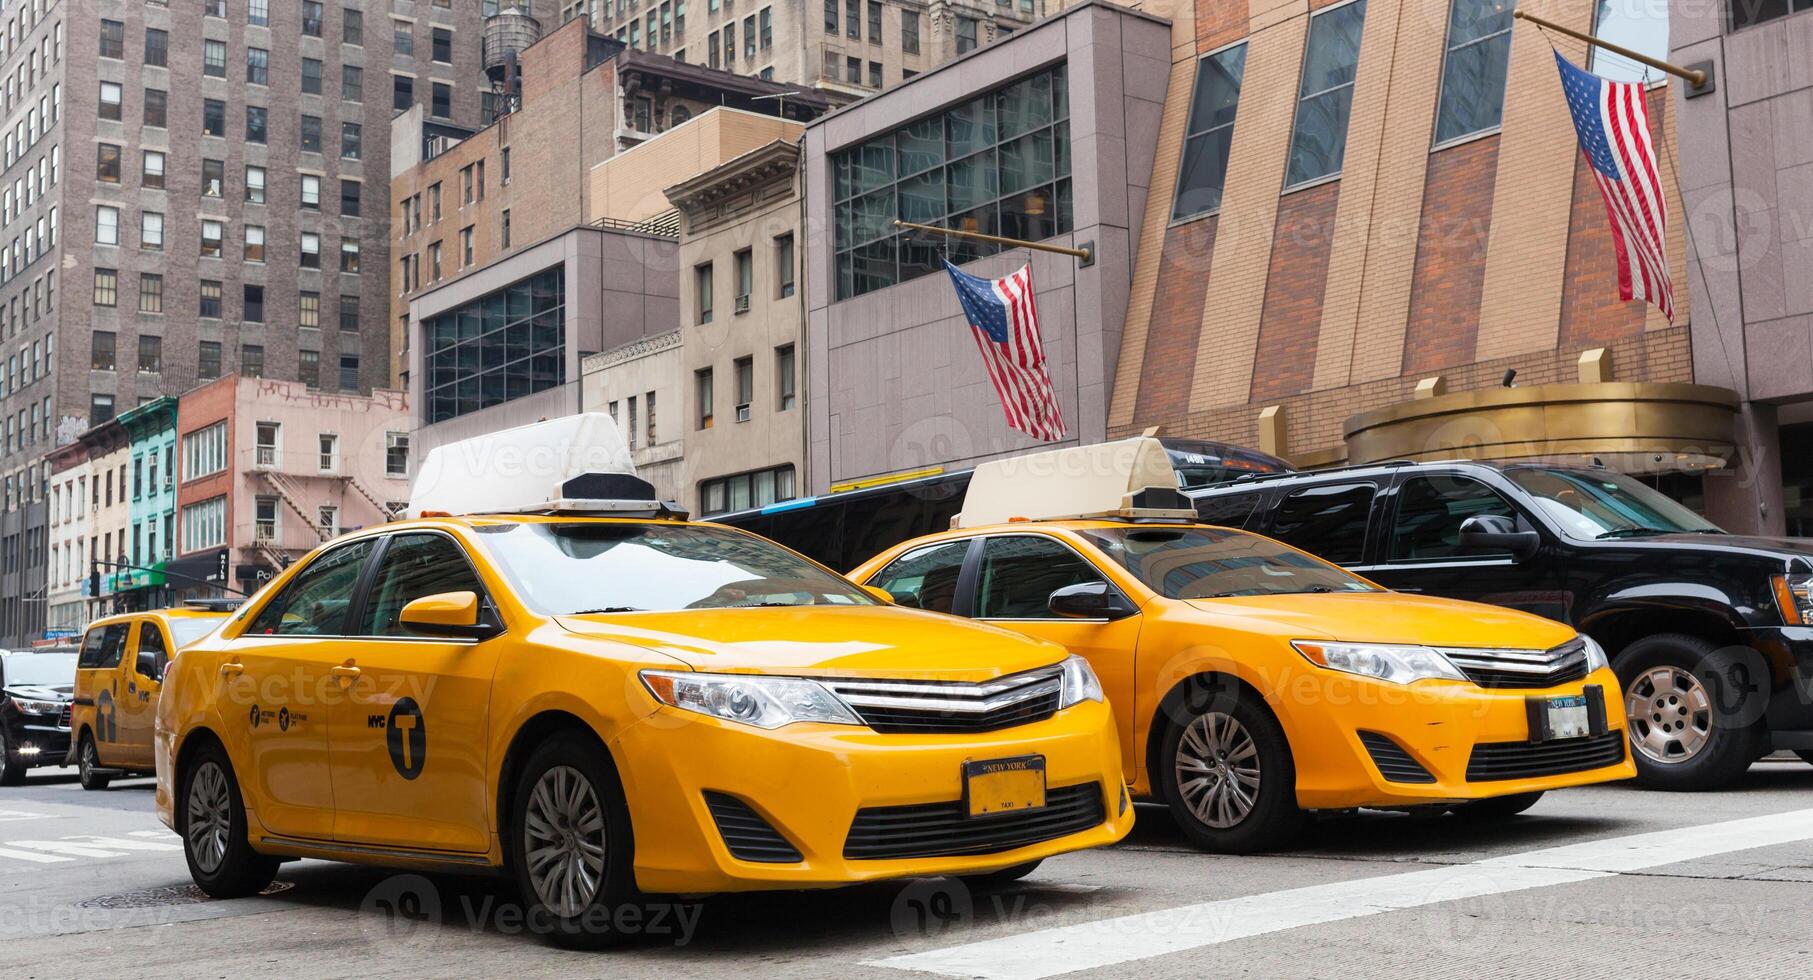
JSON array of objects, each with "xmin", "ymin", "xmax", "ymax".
[{"xmin": 964, "ymin": 756, "xmax": 1047, "ymax": 818}]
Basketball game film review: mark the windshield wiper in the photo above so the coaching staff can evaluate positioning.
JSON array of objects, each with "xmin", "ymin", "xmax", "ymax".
[
  {"xmin": 569, "ymin": 606, "xmax": 645, "ymax": 614},
  {"xmin": 1595, "ymin": 527, "xmax": 1678, "ymax": 539}
]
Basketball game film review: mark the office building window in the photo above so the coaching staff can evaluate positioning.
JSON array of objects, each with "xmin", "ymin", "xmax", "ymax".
[
  {"xmin": 302, "ymin": 174, "xmax": 321, "ymax": 209},
  {"xmin": 342, "ymin": 122, "xmax": 363, "ymax": 159},
  {"xmin": 300, "ymin": 233, "xmax": 321, "ymax": 269},
  {"xmin": 699, "ymin": 465, "xmax": 795, "ymax": 516},
  {"xmin": 423, "ymin": 267, "xmax": 566, "ymax": 422},
  {"xmin": 432, "ymin": 82, "xmax": 451, "ymax": 118},
  {"xmin": 339, "ymin": 354, "xmax": 359, "ymax": 391},
  {"xmin": 1434, "ymin": 0, "xmax": 1513, "ymax": 144},
  {"xmin": 97, "ymin": 143, "xmax": 121, "ymax": 182},
  {"xmin": 247, "ymin": 47, "xmax": 269, "ymax": 85},
  {"xmin": 201, "ymin": 220, "xmax": 223, "ymax": 258},
  {"xmin": 695, "ymin": 368, "xmax": 714, "ymax": 429},
  {"xmin": 99, "ymin": 82, "xmax": 123, "ymax": 120},
  {"xmin": 696, "ymin": 263, "xmax": 713, "ymax": 322},
  {"xmin": 245, "ymin": 225, "xmax": 265, "ymax": 262},
  {"xmin": 956, "ymin": 16, "xmax": 977, "ymax": 53},
  {"xmin": 92, "ymin": 331, "xmax": 116, "ymax": 370},
  {"xmin": 92, "ymin": 394, "xmax": 116, "ymax": 425},
  {"xmin": 341, "ymin": 179, "xmax": 361, "ymax": 215},
  {"xmin": 251, "ymin": 0, "xmax": 270, "ymax": 25},
  {"xmin": 394, "ymin": 74, "xmax": 414, "ymax": 111},
  {"xmin": 1285, "ymin": 0, "xmax": 1368, "ymax": 188},
  {"xmin": 394, "ymin": 20, "xmax": 414, "ymax": 55},
  {"xmin": 776, "ymin": 344, "xmax": 795, "ymax": 410},
  {"xmin": 340, "ymin": 296, "xmax": 360, "ymax": 331},
  {"xmin": 95, "ymin": 206, "xmax": 119, "ymax": 245},
  {"xmin": 301, "ymin": 58, "xmax": 322, "ymax": 95},
  {"xmin": 198, "ymin": 341, "xmax": 222, "ymax": 381},
  {"xmin": 1172, "ymin": 43, "xmax": 1247, "ymax": 220},
  {"xmin": 100, "ymin": 20, "xmax": 125, "ymax": 59},
  {"xmin": 203, "ymin": 99, "xmax": 226, "ymax": 137},
  {"xmin": 246, "ymin": 165, "xmax": 266, "ymax": 203},
  {"xmin": 433, "ymin": 27, "xmax": 453, "ymax": 62},
  {"xmin": 832, "ymin": 64, "xmax": 1071, "ymax": 299},
  {"xmin": 299, "ymin": 292, "xmax": 321, "ymax": 328},
  {"xmin": 341, "ymin": 241, "xmax": 361, "ymax": 273},
  {"xmin": 343, "ymin": 65, "xmax": 363, "ymax": 102},
  {"xmin": 242, "ymin": 345, "xmax": 264, "ymax": 378},
  {"xmin": 141, "ymin": 212, "xmax": 164, "ymax": 250},
  {"xmin": 138, "ymin": 275, "xmax": 163, "ymax": 314},
  {"xmin": 246, "ymin": 105, "xmax": 268, "ymax": 144},
  {"xmin": 93, "ymin": 269, "xmax": 117, "ymax": 308},
  {"xmin": 139, "ymin": 335, "xmax": 163, "ymax": 372},
  {"xmin": 244, "ymin": 285, "xmax": 264, "ymax": 323},
  {"xmin": 301, "ymin": 114, "xmax": 322, "ymax": 153},
  {"xmin": 203, "ymin": 159, "xmax": 224, "ymax": 197},
  {"xmin": 199, "ymin": 280, "xmax": 222, "ymax": 318},
  {"xmin": 825, "ymin": 0, "xmax": 837, "ymax": 33},
  {"xmin": 775, "ymin": 234, "xmax": 795, "ymax": 297},
  {"xmin": 299, "ymin": 350, "xmax": 320, "ymax": 388},
  {"xmin": 345, "ymin": 9, "xmax": 364, "ymax": 43},
  {"xmin": 902, "ymin": 9, "xmax": 918, "ymax": 53},
  {"xmin": 145, "ymin": 28, "xmax": 168, "ymax": 66},
  {"xmin": 144, "ymin": 88, "xmax": 167, "ymax": 127},
  {"xmin": 204, "ymin": 39, "xmax": 226, "ymax": 76},
  {"xmin": 303, "ymin": 0, "xmax": 324, "ymax": 35},
  {"xmin": 143, "ymin": 150, "xmax": 166, "ymax": 189}
]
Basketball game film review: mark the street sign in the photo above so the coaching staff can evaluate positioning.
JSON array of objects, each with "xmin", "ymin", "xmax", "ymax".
[{"xmin": 41, "ymin": 628, "xmax": 77, "ymax": 640}]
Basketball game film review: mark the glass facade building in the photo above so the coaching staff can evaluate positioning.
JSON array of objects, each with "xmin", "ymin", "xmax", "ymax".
[
  {"xmin": 424, "ymin": 267, "xmax": 566, "ymax": 423},
  {"xmin": 832, "ymin": 65, "xmax": 1073, "ymax": 299}
]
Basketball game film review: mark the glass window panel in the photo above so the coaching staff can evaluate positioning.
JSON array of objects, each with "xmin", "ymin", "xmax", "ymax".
[
  {"xmin": 1591, "ymin": 0, "xmax": 1667, "ymax": 83},
  {"xmin": 1433, "ymin": 26, "xmax": 1511, "ymax": 144},
  {"xmin": 1285, "ymin": 0, "xmax": 1367, "ymax": 187},
  {"xmin": 996, "ymin": 71, "xmax": 1053, "ymax": 141},
  {"xmin": 945, "ymin": 148, "xmax": 998, "ymax": 214},
  {"xmin": 897, "ymin": 167, "xmax": 945, "ymax": 224},
  {"xmin": 998, "ymin": 128, "xmax": 1054, "ymax": 197},
  {"xmin": 849, "ymin": 187, "xmax": 896, "ymax": 246},
  {"xmin": 851, "ymin": 236, "xmax": 897, "ymax": 295},
  {"xmin": 896, "ymin": 116, "xmax": 944, "ymax": 176},
  {"xmin": 946, "ymin": 96, "xmax": 996, "ymax": 158}
]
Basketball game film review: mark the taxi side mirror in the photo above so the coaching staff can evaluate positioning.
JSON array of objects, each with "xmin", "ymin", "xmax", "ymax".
[
  {"xmin": 861, "ymin": 585, "xmax": 894, "ymax": 604},
  {"xmin": 1048, "ymin": 582, "xmax": 1138, "ymax": 621},
  {"xmin": 400, "ymin": 591, "xmax": 501, "ymax": 640}
]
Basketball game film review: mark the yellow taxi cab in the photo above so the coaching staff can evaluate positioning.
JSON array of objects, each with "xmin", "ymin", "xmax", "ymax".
[
  {"xmin": 154, "ymin": 415, "xmax": 1131, "ymax": 947},
  {"xmin": 850, "ymin": 437, "xmax": 1636, "ymax": 853},
  {"xmin": 69, "ymin": 604, "xmax": 231, "ymax": 790}
]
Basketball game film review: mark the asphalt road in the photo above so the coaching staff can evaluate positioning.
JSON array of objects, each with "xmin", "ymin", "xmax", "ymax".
[{"xmin": 1, "ymin": 760, "xmax": 1810, "ymax": 979}]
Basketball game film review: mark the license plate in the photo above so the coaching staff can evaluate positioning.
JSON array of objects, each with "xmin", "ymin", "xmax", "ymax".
[
  {"xmin": 964, "ymin": 756, "xmax": 1047, "ymax": 818},
  {"xmin": 1544, "ymin": 695, "xmax": 1591, "ymax": 741}
]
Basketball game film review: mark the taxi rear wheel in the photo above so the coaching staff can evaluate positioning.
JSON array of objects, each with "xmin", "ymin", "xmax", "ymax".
[
  {"xmin": 78, "ymin": 736, "xmax": 112, "ymax": 791},
  {"xmin": 181, "ymin": 743, "xmax": 279, "ymax": 899},
  {"xmin": 507, "ymin": 733, "xmax": 640, "ymax": 949},
  {"xmin": 0, "ymin": 729, "xmax": 25, "ymax": 786},
  {"xmin": 1159, "ymin": 690, "xmax": 1306, "ymax": 854}
]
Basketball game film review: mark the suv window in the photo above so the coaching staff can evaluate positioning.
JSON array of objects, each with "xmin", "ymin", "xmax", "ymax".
[
  {"xmin": 869, "ymin": 540, "xmax": 970, "ymax": 613},
  {"xmin": 248, "ymin": 539, "xmax": 377, "ymax": 635},
  {"xmin": 1196, "ymin": 491, "xmax": 1264, "ymax": 529},
  {"xmin": 1267, "ymin": 483, "xmax": 1376, "ymax": 564},
  {"xmin": 976, "ymin": 536, "xmax": 1105, "ymax": 619},
  {"xmin": 136, "ymin": 622, "xmax": 168, "ymax": 679},
  {"xmin": 1390, "ymin": 475, "xmax": 1519, "ymax": 560},
  {"xmin": 79, "ymin": 624, "xmax": 130, "ymax": 669},
  {"xmin": 360, "ymin": 533, "xmax": 485, "ymax": 636}
]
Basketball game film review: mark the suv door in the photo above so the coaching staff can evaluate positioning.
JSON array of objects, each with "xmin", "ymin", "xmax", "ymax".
[
  {"xmin": 1364, "ymin": 472, "xmax": 1569, "ymax": 622},
  {"xmin": 969, "ymin": 534, "xmax": 1143, "ymax": 764},
  {"xmin": 223, "ymin": 537, "xmax": 379, "ymax": 840},
  {"xmin": 328, "ymin": 530, "xmax": 500, "ymax": 853},
  {"xmin": 114, "ymin": 619, "xmax": 168, "ymax": 768}
]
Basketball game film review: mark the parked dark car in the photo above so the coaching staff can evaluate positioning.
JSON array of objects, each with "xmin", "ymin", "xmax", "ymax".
[
  {"xmin": 0, "ymin": 649, "xmax": 79, "ymax": 785},
  {"xmin": 1189, "ymin": 460, "xmax": 1813, "ymax": 791}
]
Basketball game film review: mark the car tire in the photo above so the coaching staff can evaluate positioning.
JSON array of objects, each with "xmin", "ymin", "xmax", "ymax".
[
  {"xmin": 1158, "ymin": 684, "xmax": 1306, "ymax": 854},
  {"xmin": 0, "ymin": 729, "xmax": 25, "ymax": 787},
  {"xmin": 1617, "ymin": 634, "xmax": 1764, "ymax": 791},
  {"xmin": 506, "ymin": 732, "xmax": 642, "ymax": 950},
  {"xmin": 77, "ymin": 735, "xmax": 112, "ymax": 791},
  {"xmin": 180, "ymin": 742, "xmax": 279, "ymax": 899},
  {"xmin": 958, "ymin": 859, "xmax": 1043, "ymax": 890},
  {"xmin": 1450, "ymin": 791, "xmax": 1544, "ymax": 821}
]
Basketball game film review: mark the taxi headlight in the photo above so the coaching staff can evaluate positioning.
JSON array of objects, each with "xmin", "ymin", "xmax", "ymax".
[
  {"xmin": 1058, "ymin": 655, "xmax": 1104, "ymax": 708},
  {"xmin": 1579, "ymin": 634, "xmax": 1610, "ymax": 673},
  {"xmin": 8, "ymin": 696, "xmax": 64, "ymax": 716},
  {"xmin": 640, "ymin": 670, "xmax": 861, "ymax": 730},
  {"xmin": 1292, "ymin": 641, "xmax": 1468, "ymax": 685}
]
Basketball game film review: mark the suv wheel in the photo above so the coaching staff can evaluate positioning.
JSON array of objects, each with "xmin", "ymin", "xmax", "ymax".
[
  {"xmin": 181, "ymin": 742, "xmax": 279, "ymax": 898},
  {"xmin": 77, "ymin": 736, "xmax": 112, "ymax": 791},
  {"xmin": 507, "ymin": 732, "xmax": 641, "ymax": 949},
  {"xmin": 0, "ymin": 729, "xmax": 24, "ymax": 787},
  {"xmin": 1158, "ymin": 687, "xmax": 1306, "ymax": 854},
  {"xmin": 1617, "ymin": 634, "xmax": 1763, "ymax": 790}
]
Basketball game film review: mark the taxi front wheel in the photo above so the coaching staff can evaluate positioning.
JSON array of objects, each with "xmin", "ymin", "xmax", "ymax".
[
  {"xmin": 181, "ymin": 743, "xmax": 279, "ymax": 899},
  {"xmin": 506, "ymin": 732, "xmax": 642, "ymax": 950},
  {"xmin": 1158, "ymin": 688, "xmax": 1307, "ymax": 854},
  {"xmin": 78, "ymin": 736, "xmax": 112, "ymax": 791}
]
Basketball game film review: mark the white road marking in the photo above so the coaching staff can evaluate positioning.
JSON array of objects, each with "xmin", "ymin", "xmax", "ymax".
[
  {"xmin": 3, "ymin": 840, "xmax": 130, "ymax": 859},
  {"xmin": 0, "ymin": 845, "xmax": 75, "ymax": 864},
  {"xmin": 871, "ymin": 807, "xmax": 1813, "ymax": 980},
  {"xmin": 59, "ymin": 835, "xmax": 182, "ymax": 852},
  {"xmin": 0, "ymin": 809, "xmax": 48, "ymax": 822}
]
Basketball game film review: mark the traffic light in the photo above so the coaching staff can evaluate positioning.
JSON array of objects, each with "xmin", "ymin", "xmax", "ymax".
[{"xmin": 89, "ymin": 561, "xmax": 100, "ymax": 598}]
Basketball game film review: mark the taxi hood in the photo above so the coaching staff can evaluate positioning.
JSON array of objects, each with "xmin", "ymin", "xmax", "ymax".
[
  {"xmin": 1182, "ymin": 591, "xmax": 1579, "ymax": 650},
  {"xmin": 554, "ymin": 604, "xmax": 1069, "ymax": 682}
]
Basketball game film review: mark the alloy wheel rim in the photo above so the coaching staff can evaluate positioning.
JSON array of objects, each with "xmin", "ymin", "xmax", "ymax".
[
  {"xmin": 1626, "ymin": 666, "xmax": 1713, "ymax": 764},
  {"xmin": 523, "ymin": 766, "xmax": 608, "ymax": 918},
  {"xmin": 1175, "ymin": 712, "xmax": 1261, "ymax": 829},
  {"xmin": 81, "ymin": 740, "xmax": 96, "ymax": 780},
  {"xmin": 186, "ymin": 762, "xmax": 232, "ymax": 875}
]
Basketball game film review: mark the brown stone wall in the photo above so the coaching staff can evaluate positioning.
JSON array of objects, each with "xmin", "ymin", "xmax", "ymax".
[
  {"xmin": 1133, "ymin": 217, "xmax": 1218, "ymax": 425},
  {"xmin": 1401, "ymin": 135, "xmax": 1500, "ymax": 375},
  {"xmin": 1250, "ymin": 181, "xmax": 1340, "ymax": 403}
]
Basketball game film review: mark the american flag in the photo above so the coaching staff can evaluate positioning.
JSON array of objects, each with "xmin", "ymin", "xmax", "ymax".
[
  {"xmin": 1554, "ymin": 51, "xmax": 1674, "ymax": 322},
  {"xmin": 944, "ymin": 260, "xmax": 1066, "ymax": 442}
]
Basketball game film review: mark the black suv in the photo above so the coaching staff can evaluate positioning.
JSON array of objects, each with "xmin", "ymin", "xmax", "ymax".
[
  {"xmin": 1, "ymin": 649, "xmax": 78, "ymax": 785},
  {"xmin": 1189, "ymin": 461, "xmax": 1813, "ymax": 791}
]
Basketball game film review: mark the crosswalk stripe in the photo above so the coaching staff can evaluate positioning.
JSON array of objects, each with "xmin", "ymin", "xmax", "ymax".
[
  {"xmin": 870, "ymin": 807, "xmax": 1813, "ymax": 979},
  {"xmin": 2, "ymin": 840, "xmax": 129, "ymax": 859},
  {"xmin": 0, "ymin": 845, "xmax": 76, "ymax": 864},
  {"xmin": 60, "ymin": 835, "xmax": 183, "ymax": 852}
]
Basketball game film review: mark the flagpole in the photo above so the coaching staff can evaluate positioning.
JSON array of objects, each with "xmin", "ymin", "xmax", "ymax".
[
  {"xmin": 893, "ymin": 220, "xmax": 1093, "ymax": 264},
  {"xmin": 1512, "ymin": 10, "xmax": 1708, "ymax": 89}
]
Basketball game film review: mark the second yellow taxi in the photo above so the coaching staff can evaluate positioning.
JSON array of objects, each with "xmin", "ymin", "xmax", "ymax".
[
  {"xmin": 851, "ymin": 437, "xmax": 1637, "ymax": 853},
  {"xmin": 154, "ymin": 416, "xmax": 1131, "ymax": 948},
  {"xmin": 70, "ymin": 603, "xmax": 231, "ymax": 789}
]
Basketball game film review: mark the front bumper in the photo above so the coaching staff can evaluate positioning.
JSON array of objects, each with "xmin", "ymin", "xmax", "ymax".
[
  {"xmin": 610, "ymin": 698, "xmax": 1132, "ymax": 894},
  {"xmin": 1744, "ymin": 627, "xmax": 1813, "ymax": 731},
  {"xmin": 1284, "ymin": 666, "xmax": 1636, "ymax": 809},
  {"xmin": 7, "ymin": 722, "xmax": 72, "ymax": 768}
]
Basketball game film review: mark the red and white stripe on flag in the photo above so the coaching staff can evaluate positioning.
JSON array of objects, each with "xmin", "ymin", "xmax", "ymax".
[{"xmin": 972, "ymin": 264, "xmax": 1065, "ymax": 442}]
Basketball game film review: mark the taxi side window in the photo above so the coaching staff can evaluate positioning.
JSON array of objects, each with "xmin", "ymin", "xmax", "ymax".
[
  {"xmin": 79, "ymin": 624, "xmax": 130, "ymax": 669},
  {"xmin": 359, "ymin": 533, "xmax": 485, "ymax": 636},
  {"xmin": 1390, "ymin": 475, "xmax": 1519, "ymax": 561},
  {"xmin": 136, "ymin": 623, "xmax": 169, "ymax": 679},
  {"xmin": 1267, "ymin": 483, "xmax": 1376, "ymax": 565},
  {"xmin": 247, "ymin": 539, "xmax": 377, "ymax": 636},
  {"xmin": 976, "ymin": 536, "xmax": 1105, "ymax": 619},
  {"xmin": 868, "ymin": 540, "xmax": 970, "ymax": 613}
]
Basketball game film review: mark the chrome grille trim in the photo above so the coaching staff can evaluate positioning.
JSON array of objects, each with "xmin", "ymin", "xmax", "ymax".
[
  {"xmin": 1440, "ymin": 639, "xmax": 1590, "ymax": 689},
  {"xmin": 823, "ymin": 665, "xmax": 1065, "ymax": 733}
]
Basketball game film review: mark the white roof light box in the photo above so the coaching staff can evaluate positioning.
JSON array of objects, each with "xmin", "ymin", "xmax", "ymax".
[
  {"xmin": 408, "ymin": 413, "xmax": 687, "ymax": 519},
  {"xmin": 956, "ymin": 436, "xmax": 1198, "ymax": 529}
]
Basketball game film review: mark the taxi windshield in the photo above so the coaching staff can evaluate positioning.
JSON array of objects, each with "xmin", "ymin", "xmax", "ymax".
[
  {"xmin": 1079, "ymin": 526, "xmax": 1378, "ymax": 600},
  {"xmin": 168, "ymin": 616, "xmax": 226, "ymax": 649},
  {"xmin": 473, "ymin": 521, "xmax": 877, "ymax": 615}
]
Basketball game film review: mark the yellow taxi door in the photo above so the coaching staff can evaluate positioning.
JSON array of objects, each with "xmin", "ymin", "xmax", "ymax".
[
  {"xmin": 75, "ymin": 623, "xmax": 131, "ymax": 765},
  {"xmin": 327, "ymin": 531, "xmax": 499, "ymax": 854},
  {"xmin": 218, "ymin": 538, "xmax": 382, "ymax": 841},
  {"xmin": 114, "ymin": 620, "xmax": 166, "ymax": 769},
  {"xmin": 969, "ymin": 534, "xmax": 1144, "ymax": 773}
]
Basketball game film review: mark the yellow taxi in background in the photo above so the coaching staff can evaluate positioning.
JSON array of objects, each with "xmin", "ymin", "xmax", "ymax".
[
  {"xmin": 70, "ymin": 604, "xmax": 230, "ymax": 790},
  {"xmin": 155, "ymin": 416, "xmax": 1131, "ymax": 948},
  {"xmin": 851, "ymin": 437, "xmax": 1636, "ymax": 853}
]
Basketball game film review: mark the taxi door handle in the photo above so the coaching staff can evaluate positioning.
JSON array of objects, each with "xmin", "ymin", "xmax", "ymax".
[
  {"xmin": 218, "ymin": 661, "xmax": 244, "ymax": 678},
  {"xmin": 332, "ymin": 664, "xmax": 362, "ymax": 683}
]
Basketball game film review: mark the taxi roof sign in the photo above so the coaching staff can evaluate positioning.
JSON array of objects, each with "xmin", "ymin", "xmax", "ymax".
[
  {"xmin": 408, "ymin": 413, "xmax": 686, "ymax": 519},
  {"xmin": 955, "ymin": 436, "xmax": 1198, "ymax": 528}
]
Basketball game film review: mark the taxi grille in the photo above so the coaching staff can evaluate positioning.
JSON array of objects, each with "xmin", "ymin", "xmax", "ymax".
[
  {"xmin": 822, "ymin": 667, "xmax": 1064, "ymax": 735},
  {"xmin": 1444, "ymin": 639, "xmax": 1591, "ymax": 690},
  {"xmin": 703, "ymin": 792, "xmax": 802, "ymax": 863},
  {"xmin": 843, "ymin": 783, "xmax": 1104, "ymax": 860},
  {"xmin": 1466, "ymin": 732, "xmax": 1627, "ymax": 782}
]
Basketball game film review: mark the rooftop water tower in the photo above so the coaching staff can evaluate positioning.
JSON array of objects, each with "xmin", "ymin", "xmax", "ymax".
[{"xmin": 482, "ymin": 5, "xmax": 542, "ymax": 114}]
